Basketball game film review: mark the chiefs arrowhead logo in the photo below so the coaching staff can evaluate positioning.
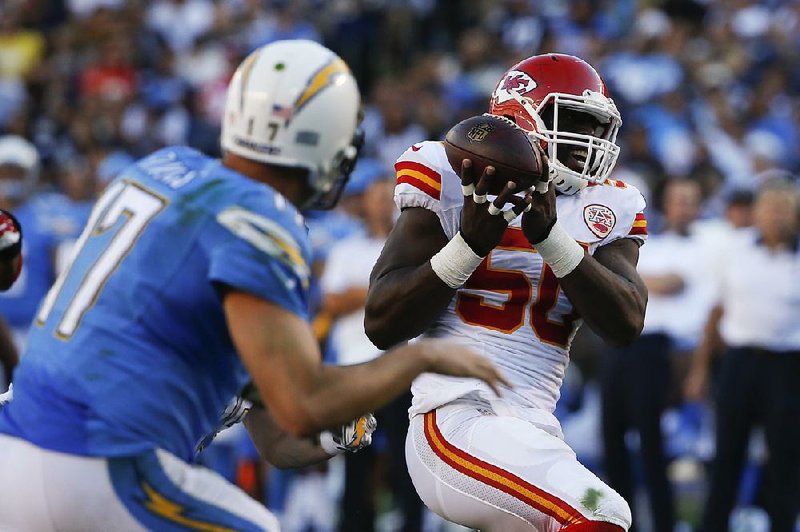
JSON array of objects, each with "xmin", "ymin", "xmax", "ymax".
[
  {"xmin": 493, "ymin": 70, "xmax": 538, "ymax": 104},
  {"xmin": 583, "ymin": 204, "xmax": 616, "ymax": 238}
]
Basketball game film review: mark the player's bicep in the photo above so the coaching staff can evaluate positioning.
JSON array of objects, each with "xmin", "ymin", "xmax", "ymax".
[
  {"xmin": 223, "ymin": 291, "xmax": 320, "ymax": 437},
  {"xmin": 593, "ymin": 238, "xmax": 647, "ymax": 297},
  {"xmin": 369, "ymin": 207, "xmax": 448, "ymax": 284}
]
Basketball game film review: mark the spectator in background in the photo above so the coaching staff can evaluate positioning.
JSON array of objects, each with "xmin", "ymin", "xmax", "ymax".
[
  {"xmin": 602, "ymin": 8, "xmax": 682, "ymax": 107},
  {"xmin": 79, "ymin": 37, "xmax": 137, "ymax": 102},
  {"xmin": 244, "ymin": 0, "xmax": 321, "ymax": 51},
  {"xmin": 175, "ymin": 35, "xmax": 230, "ymax": 92},
  {"xmin": 441, "ymin": 27, "xmax": 506, "ymax": 117},
  {"xmin": 498, "ymin": 0, "xmax": 545, "ymax": 56},
  {"xmin": 722, "ymin": 189, "xmax": 755, "ymax": 230},
  {"xmin": 145, "ymin": 0, "xmax": 215, "ymax": 53},
  {"xmin": 321, "ymin": 163, "xmax": 423, "ymax": 532},
  {"xmin": 66, "ymin": 0, "xmax": 125, "ymax": 19},
  {"xmin": 0, "ymin": 3, "xmax": 41, "ymax": 131},
  {"xmin": 362, "ymin": 78, "xmax": 427, "ymax": 172},
  {"xmin": 686, "ymin": 177, "xmax": 800, "ymax": 532},
  {"xmin": 616, "ymin": 122, "xmax": 666, "ymax": 196},
  {"xmin": 694, "ymin": 187, "xmax": 755, "ymax": 264},
  {"xmin": 0, "ymin": 4, "xmax": 45, "ymax": 81},
  {"xmin": 601, "ymin": 179, "xmax": 711, "ymax": 532},
  {"xmin": 321, "ymin": 164, "xmax": 393, "ymax": 369}
]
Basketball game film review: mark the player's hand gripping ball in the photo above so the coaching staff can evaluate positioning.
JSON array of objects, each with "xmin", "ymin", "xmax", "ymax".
[
  {"xmin": 443, "ymin": 114, "xmax": 546, "ymax": 195},
  {"xmin": 0, "ymin": 210, "xmax": 22, "ymax": 291}
]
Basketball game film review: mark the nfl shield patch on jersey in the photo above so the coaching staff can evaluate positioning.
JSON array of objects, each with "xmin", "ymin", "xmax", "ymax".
[{"xmin": 583, "ymin": 204, "xmax": 616, "ymax": 238}]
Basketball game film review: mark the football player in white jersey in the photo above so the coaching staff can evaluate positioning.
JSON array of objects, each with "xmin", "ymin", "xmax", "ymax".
[{"xmin": 365, "ymin": 54, "xmax": 648, "ymax": 532}]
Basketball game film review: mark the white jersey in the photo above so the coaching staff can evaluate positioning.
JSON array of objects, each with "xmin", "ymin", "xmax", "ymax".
[{"xmin": 395, "ymin": 141, "xmax": 647, "ymax": 416}]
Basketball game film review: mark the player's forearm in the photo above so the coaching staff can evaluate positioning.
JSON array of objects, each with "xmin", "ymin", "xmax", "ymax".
[
  {"xmin": 692, "ymin": 305, "xmax": 724, "ymax": 372},
  {"xmin": 299, "ymin": 343, "xmax": 432, "ymax": 434},
  {"xmin": 244, "ymin": 407, "xmax": 331, "ymax": 469},
  {"xmin": 229, "ymin": 292, "xmax": 429, "ymax": 438},
  {"xmin": 560, "ymin": 255, "xmax": 647, "ymax": 346},
  {"xmin": 684, "ymin": 305, "xmax": 724, "ymax": 400},
  {"xmin": 364, "ymin": 266, "xmax": 455, "ymax": 349}
]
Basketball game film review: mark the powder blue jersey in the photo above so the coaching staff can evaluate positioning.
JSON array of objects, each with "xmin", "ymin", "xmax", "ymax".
[{"xmin": 0, "ymin": 147, "xmax": 312, "ymax": 461}]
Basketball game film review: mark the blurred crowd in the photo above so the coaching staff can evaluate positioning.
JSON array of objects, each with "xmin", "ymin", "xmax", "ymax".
[{"xmin": 1, "ymin": 0, "xmax": 799, "ymax": 530}]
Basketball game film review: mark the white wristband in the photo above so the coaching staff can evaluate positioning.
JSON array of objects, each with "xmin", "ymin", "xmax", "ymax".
[
  {"xmin": 534, "ymin": 222, "xmax": 584, "ymax": 278},
  {"xmin": 430, "ymin": 231, "xmax": 484, "ymax": 289},
  {"xmin": 319, "ymin": 431, "xmax": 344, "ymax": 456}
]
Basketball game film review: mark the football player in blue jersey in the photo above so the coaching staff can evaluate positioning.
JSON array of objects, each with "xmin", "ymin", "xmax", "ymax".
[{"xmin": 0, "ymin": 40, "xmax": 508, "ymax": 531}]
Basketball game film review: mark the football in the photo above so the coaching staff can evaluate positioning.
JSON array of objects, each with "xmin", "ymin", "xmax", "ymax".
[{"xmin": 443, "ymin": 114, "xmax": 545, "ymax": 195}]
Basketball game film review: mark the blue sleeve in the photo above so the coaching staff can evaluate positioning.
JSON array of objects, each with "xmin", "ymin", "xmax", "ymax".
[{"xmin": 207, "ymin": 193, "xmax": 311, "ymax": 321}]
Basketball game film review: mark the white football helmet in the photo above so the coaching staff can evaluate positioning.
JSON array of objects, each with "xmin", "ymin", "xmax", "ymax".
[
  {"xmin": 221, "ymin": 40, "xmax": 363, "ymax": 209},
  {"xmin": 0, "ymin": 135, "xmax": 40, "ymax": 202}
]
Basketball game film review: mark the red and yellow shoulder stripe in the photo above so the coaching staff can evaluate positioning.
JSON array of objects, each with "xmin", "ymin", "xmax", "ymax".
[
  {"xmin": 628, "ymin": 211, "xmax": 647, "ymax": 236},
  {"xmin": 395, "ymin": 160, "xmax": 442, "ymax": 200}
]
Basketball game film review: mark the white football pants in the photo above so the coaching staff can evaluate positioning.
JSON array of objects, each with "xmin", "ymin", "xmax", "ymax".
[
  {"xmin": 0, "ymin": 434, "xmax": 279, "ymax": 531},
  {"xmin": 406, "ymin": 398, "xmax": 631, "ymax": 531}
]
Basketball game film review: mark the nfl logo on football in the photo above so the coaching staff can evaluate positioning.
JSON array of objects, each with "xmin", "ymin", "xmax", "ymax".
[{"xmin": 467, "ymin": 122, "xmax": 494, "ymax": 143}]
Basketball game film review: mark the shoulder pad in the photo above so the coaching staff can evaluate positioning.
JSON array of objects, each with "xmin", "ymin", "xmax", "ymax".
[
  {"xmin": 571, "ymin": 179, "xmax": 648, "ymax": 245},
  {"xmin": 394, "ymin": 142, "xmax": 446, "ymax": 201},
  {"xmin": 393, "ymin": 142, "xmax": 463, "ymax": 239}
]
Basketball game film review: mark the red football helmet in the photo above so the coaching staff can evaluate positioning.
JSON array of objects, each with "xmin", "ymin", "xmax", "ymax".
[{"xmin": 489, "ymin": 53, "xmax": 621, "ymax": 194}]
